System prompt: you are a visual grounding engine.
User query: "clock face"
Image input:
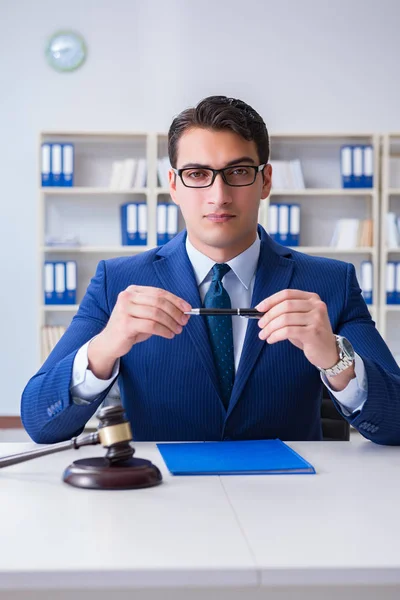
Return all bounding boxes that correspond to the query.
[46,31,87,72]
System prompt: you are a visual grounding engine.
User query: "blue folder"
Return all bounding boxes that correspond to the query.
[156,439,316,476]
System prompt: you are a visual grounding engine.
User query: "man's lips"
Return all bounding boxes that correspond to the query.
[205,214,236,222]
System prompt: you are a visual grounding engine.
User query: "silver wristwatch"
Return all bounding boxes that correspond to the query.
[317,335,355,377]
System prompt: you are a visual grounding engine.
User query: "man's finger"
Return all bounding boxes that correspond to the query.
[255,289,319,313]
[127,285,191,312]
[258,299,312,328]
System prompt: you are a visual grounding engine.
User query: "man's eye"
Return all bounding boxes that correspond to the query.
[188,170,207,178]
[229,167,248,176]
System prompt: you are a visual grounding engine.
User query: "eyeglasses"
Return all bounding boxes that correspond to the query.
[172,164,266,188]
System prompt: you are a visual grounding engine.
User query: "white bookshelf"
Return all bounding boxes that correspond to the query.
[258,133,380,327]
[379,134,400,363]
[39,132,161,351]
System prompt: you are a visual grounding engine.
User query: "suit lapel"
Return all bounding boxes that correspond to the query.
[227,232,295,418]
[153,232,221,400]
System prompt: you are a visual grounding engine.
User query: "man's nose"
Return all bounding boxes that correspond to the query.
[208,173,232,205]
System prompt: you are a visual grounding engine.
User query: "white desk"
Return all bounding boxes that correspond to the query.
[0,439,399,600]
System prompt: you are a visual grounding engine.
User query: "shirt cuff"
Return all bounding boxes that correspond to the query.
[70,337,120,404]
[320,352,367,416]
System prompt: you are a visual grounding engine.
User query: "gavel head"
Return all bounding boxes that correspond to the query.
[97,405,135,464]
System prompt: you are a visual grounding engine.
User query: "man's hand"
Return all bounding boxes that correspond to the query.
[255,290,355,390]
[88,286,191,379]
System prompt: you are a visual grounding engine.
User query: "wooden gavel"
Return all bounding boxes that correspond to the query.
[0,405,162,490]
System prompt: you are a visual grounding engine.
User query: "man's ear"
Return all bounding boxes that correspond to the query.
[260,163,272,200]
[169,169,179,206]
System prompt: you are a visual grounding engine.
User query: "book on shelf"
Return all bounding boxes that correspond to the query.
[266,203,300,246]
[41,325,67,362]
[330,218,373,248]
[340,145,373,188]
[45,235,81,248]
[44,261,77,305]
[386,262,400,305]
[109,158,147,189]
[157,203,179,244]
[157,156,171,188]
[270,160,305,189]
[360,261,373,305]
[386,213,400,248]
[41,143,74,187]
[120,202,147,245]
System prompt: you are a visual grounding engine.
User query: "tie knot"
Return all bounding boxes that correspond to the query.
[211,263,231,282]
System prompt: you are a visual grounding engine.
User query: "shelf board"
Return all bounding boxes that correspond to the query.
[385,247,400,254]
[290,246,375,254]
[43,246,152,253]
[269,189,375,196]
[43,305,79,312]
[41,187,148,195]
[383,305,400,312]
[156,188,171,195]
[387,188,400,195]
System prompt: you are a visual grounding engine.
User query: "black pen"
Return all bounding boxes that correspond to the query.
[184,308,263,319]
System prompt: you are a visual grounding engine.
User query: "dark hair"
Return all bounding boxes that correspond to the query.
[168,95,270,168]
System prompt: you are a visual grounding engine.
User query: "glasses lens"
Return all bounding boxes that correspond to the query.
[224,166,256,186]
[181,168,214,187]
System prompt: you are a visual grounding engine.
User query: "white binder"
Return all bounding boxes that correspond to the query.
[127,203,137,240]
[353,146,363,186]
[54,262,66,304]
[51,144,62,186]
[62,144,74,186]
[289,204,300,245]
[396,262,400,304]
[267,204,278,240]
[41,144,51,186]
[386,262,396,304]
[167,204,178,240]
[360,261,373,305]
[278,204,289,244]
[138,203,147,243]
[157,203,167,244]
[44,263,54,304]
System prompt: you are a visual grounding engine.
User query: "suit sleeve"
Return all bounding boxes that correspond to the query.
[329,263,400,445]
[21,261,115,444]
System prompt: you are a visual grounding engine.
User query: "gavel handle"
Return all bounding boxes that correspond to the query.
[0,431,100,468]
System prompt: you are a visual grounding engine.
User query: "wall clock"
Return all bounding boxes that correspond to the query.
[46,31,87,72]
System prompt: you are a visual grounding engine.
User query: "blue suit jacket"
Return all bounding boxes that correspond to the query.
[22,227,400,445]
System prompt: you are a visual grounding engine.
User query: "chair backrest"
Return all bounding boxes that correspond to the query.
[321,386,350,441]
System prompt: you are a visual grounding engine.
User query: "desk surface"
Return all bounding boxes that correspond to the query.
[0,438,399,598]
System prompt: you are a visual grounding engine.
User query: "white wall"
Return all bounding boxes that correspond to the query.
[1,0,400,415]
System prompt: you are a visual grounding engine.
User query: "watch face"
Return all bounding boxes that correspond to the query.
[46,31,87,72]
[340,336,355,359]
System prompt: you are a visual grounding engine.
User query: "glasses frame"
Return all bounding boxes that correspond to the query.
[172,163,266,188]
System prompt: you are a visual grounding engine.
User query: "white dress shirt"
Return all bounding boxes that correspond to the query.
[70,236,367,415]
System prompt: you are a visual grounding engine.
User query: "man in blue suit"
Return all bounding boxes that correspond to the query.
[22,96,400,445]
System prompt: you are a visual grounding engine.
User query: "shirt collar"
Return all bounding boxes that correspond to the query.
[185,234,261,290]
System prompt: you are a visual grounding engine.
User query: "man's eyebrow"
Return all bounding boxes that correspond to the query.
[180,156,257,169]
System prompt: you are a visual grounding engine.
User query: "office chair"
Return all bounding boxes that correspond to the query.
[321,386,350,441]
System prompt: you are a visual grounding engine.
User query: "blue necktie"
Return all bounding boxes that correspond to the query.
[203,264,235,409]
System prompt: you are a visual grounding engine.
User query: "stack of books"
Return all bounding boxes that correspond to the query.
[270,160,305,189]
[330,219,373,248]
[41,326,66,362]
[109,158,147,189]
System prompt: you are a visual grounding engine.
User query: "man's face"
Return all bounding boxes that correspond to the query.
[169,127,272,262]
